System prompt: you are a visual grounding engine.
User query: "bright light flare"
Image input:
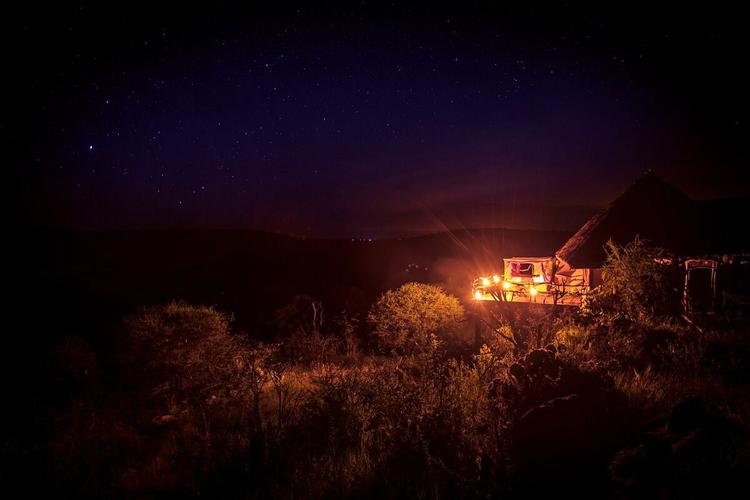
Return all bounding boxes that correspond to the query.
[481,277,490,286]
[529,286,538,296]
[492,274,501,283]
[474,290,483,300]
[503,281,511,289]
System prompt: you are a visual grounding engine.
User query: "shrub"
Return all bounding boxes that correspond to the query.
[124,301,234,380]
[585,237,681,323]
[41,293,750,498]
[122,302,261,492]
[293,349,505,498]
[368,282,464,354]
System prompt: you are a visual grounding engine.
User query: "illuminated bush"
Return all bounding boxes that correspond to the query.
[368,282,465,354]
[299,350,504,497]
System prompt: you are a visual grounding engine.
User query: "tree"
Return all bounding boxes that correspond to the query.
[123,302,251,473]
[272,294,324,337]
[273,295,340,363]
[586,237,680,322]
[124,301,244,398]
[368,282,464,354]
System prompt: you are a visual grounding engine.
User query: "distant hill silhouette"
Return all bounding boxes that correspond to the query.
[14,226,569,345]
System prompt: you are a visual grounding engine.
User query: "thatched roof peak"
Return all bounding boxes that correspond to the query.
[556,172,696,268]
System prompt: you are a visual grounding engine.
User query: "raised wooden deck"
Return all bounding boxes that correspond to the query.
[473,290,582,306]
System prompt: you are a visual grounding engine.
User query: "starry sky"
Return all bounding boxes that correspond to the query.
[8,2,748,237]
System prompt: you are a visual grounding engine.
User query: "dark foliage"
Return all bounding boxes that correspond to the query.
[5,234,750,498]
[493,348,629,494]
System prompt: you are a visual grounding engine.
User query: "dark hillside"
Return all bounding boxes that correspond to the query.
[15,227,568,343]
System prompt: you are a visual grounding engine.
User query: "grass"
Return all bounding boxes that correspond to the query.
[10,288,750,498]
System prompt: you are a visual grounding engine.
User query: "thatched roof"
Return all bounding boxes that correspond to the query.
[556,172,699,269]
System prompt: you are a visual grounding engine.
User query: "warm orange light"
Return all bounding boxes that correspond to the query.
[481,277,490,286]
[529,286,538,296]
[474,290,483,300]
[492,274,501,283]
[503,281,511,289]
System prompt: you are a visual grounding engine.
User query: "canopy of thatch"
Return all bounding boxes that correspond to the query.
[556,172,715,269]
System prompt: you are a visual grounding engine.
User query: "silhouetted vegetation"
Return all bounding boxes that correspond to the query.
[5,233,750,498]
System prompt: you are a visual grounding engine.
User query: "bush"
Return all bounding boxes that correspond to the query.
[368,282,465,354]
[37,294,750,498]
[585,237,681,323]
[294,349,506,498]
[125,301,234,378]
[478,302,572,353]
[121,302,263,492]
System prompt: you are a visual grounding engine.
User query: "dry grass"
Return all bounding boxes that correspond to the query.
[29,291,750,498]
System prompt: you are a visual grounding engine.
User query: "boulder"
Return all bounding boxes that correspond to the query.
[666,396,710,434]
[610,398,743,498]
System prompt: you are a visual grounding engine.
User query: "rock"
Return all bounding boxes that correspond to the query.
[609,439,672,496]
[605,387,629,416]
[666,397,710,434]
[513,391,627,468]
[609,399,743,498]
[524,348,558,378]
[499,348,632,494]
[672,425,737,491]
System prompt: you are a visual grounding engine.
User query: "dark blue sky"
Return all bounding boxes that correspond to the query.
[9,2,748,237]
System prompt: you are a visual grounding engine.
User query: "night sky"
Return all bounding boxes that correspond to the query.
[8,2,748,237]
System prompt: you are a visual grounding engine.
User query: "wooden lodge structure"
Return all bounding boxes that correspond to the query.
[473,172,749,309]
